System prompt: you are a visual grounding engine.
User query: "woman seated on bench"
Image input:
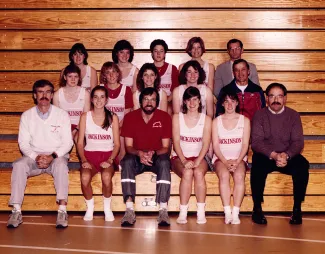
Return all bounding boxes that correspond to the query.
[171,86,212,224]
[212,91,250,224]
[77,86,120,221]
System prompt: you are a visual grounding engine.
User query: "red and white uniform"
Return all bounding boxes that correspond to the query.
[202,61,209,86]
[213,114,246,162]
[58,87,86,126]
[105,85,126,122]
[84,111,114,152]
[135,89,164,110]
[121,65,136,88]
[178,85,207,114]
[81,65,91,89]
[172,112,205,158]
[159,63,173,96]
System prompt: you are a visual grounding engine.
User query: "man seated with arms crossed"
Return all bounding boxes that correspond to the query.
[7,80,73,228]
[120,87,172,227]
[251,83,309,225]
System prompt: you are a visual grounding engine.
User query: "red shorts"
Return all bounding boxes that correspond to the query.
[71,124,78,132]
[171,156,198,162]
[84,150,119,173]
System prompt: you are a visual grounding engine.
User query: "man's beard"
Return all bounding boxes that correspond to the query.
[141,105,157,115]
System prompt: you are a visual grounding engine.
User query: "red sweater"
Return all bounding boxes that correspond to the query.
[251,107,304,158]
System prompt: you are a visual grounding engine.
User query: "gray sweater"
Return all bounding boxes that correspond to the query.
[251,107,304,158]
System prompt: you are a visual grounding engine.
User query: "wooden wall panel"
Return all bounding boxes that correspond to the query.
[1,52,325,72]
[2,31,325,50]
[1,10,325,29]
[1,0,325,9]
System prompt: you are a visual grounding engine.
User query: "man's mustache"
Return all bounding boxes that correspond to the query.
[272,102,281,105]
[40,97,49,101]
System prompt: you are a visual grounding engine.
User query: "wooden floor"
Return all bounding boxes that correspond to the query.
[1,212,325,253]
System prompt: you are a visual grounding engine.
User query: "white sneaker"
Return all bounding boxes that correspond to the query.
[83,208,94,221]
[197,211,207,224]
[232,213,241,225]
[225,212,232,224]
[104,210,115,222]
[176,210,188,224]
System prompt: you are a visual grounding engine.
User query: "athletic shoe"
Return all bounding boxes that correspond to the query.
[289,208,302,225]
[83,209,94,221]
[197,211,207,224]
[225,212,232,224]
[56,210,68,228]
[157,208,170,226]
[176,210,188,224]
[7,210,23,228]
[121,208,136,226]
[104,210,115,222]
[232,213,241,225]
[252,210,267,225]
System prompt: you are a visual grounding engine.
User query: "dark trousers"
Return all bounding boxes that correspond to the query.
[121,153,171,203]
[251,153,309,206]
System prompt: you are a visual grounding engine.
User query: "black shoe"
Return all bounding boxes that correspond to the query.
[252,210,267,225]
[289,209,302,225]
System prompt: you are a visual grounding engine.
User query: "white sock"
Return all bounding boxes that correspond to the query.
[180,204,189,211]
[126,201,134,210]
[59,205,67,212]
[224,206,231,214]
[103,196,112,211]
[83,198,94,221]
[13,204,21,212]
[197,203,205,213]
[232,206,240,215]
[159,202,168,210]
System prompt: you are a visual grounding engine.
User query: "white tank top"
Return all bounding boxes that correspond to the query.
[81,65,91,89]
[159,64,173,96]
[58,87,86,125]
[135,89,163,109]
[213,114,246,162]
[121,65,136,88]
[172,113,205,158]
[179,85,207,114]
[105,85,126,122]
[202,61,209,86]
[84,111,114,152]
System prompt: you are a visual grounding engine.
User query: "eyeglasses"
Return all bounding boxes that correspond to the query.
[268,95,284,100]
[143,98,156,103]
[229,47,241,52]
[36,90,53,95]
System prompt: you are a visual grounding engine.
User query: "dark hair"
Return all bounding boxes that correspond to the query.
[232,59,250,72]
[69,43,88,65]
[33,79,54,94]
[185,37,206,57]
[265,83,287,96]
[227,38,243,50]
[99,61,122,84]
[219,91,240,114]
[90,86,113,130]
[136,63,160,92]
[139,87,160,107]
[150,39,168,53]
[182,86,202,114]
[60,64,82,87]
[112,40,134,63]
[179,60,206,85]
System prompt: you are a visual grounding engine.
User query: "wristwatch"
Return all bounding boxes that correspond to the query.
[51,153,58,159]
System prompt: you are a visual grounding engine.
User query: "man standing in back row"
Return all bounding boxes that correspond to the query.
[251,83,309,225]
[214,38,260,97]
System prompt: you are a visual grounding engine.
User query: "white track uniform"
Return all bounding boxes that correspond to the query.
[81,65,91,89]
[58,87,86,126]
[121,65,136,88]
[159,64,173,97]
[203,61,209,86]
[104,85,127,122]
[84,111,114,152]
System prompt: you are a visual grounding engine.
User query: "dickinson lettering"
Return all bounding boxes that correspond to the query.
[180,136,202,142]
[87,134,111,140]
[219,138,242,144]
[107,106,124,113]
[68,111,82,116]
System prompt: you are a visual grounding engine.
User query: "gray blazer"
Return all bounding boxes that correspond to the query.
[213,60,260,97]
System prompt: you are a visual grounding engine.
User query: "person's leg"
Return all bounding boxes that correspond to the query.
[231,161,246,224]
[215,160,232,224]
[193,159,208,224]
[8,156,42,228]
[101,166,115,221]
[280,154,309,224]
[171,158,192,224]
[80,165,97,221]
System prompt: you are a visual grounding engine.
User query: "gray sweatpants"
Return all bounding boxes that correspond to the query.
[9,156,69,205]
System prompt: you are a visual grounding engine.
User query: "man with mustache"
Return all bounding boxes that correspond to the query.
[120,87,172,226]
[250,83,309,225]
[216,59,265,121]
[7,80,73,228]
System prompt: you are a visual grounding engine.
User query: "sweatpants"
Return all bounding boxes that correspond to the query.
[9,156,69,206]
[121,153,171,203]
[251,152,309,206]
